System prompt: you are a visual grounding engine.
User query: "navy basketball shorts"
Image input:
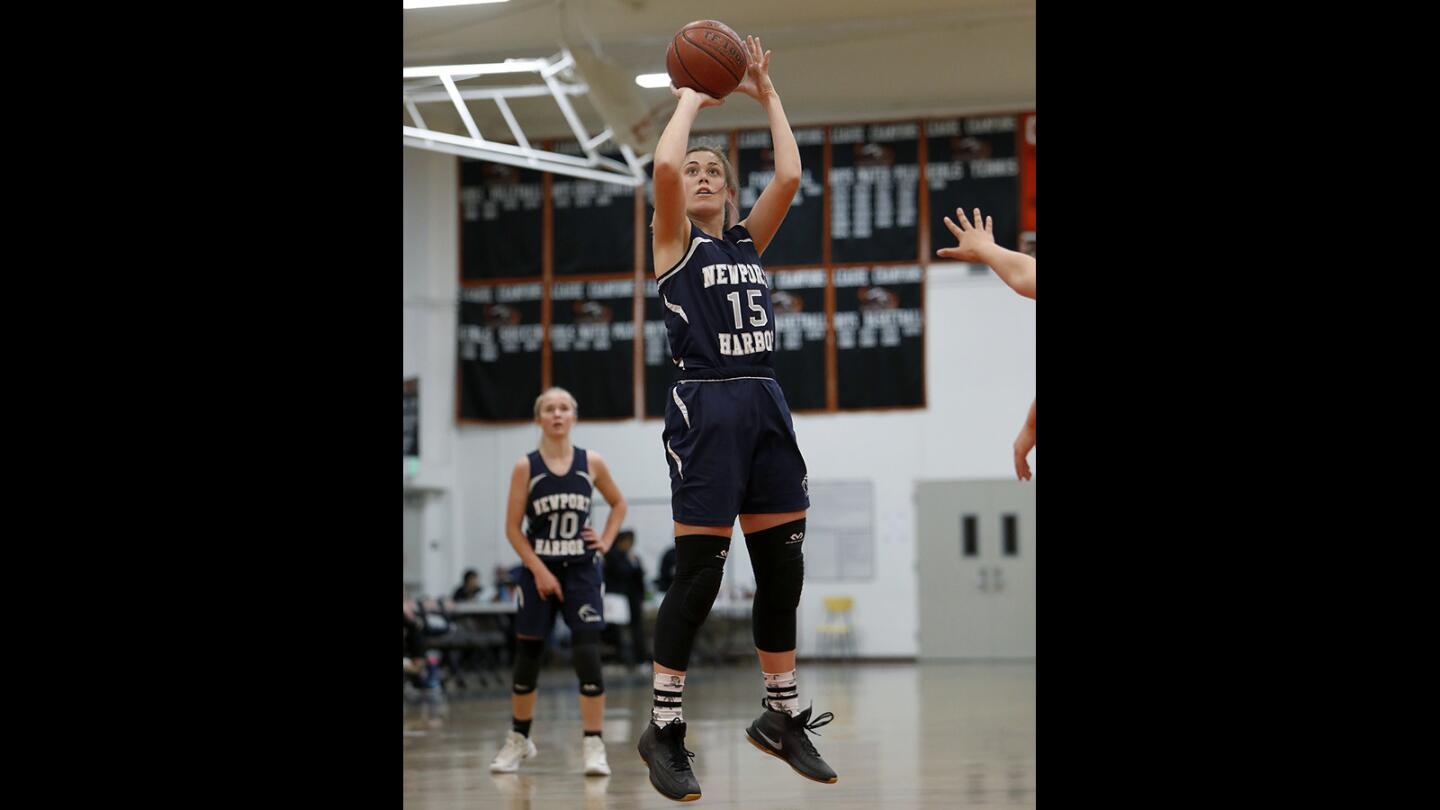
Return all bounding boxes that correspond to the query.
[514,553,607,637]
[661,375,811,527]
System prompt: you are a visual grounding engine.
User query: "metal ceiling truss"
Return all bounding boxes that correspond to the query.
[402,49,651,187]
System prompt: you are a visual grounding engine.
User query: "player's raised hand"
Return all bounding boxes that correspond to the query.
[937,207,996,262]
[735,36,774,100]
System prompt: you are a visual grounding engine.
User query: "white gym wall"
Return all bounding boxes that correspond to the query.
[404,150,1034,657]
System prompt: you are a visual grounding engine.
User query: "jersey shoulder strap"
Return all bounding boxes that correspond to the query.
[657,222,714,286]
[573,448,593,487]
[526,451,547,483]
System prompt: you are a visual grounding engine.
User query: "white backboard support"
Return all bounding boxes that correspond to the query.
[403,49,653,187]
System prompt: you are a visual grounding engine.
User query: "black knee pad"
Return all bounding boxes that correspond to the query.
[746,518,805,652]
[571,629,604,696]
[652,534,731,671]
[512,637,544,694]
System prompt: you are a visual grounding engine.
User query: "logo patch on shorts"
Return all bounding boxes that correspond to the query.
[717,548,728,560]
[787,532,804,543]
[578,604,602,622]
[801,475,808,494]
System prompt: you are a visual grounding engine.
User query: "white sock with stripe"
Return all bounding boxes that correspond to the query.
[652,672,685,727]
[763,669,799,716]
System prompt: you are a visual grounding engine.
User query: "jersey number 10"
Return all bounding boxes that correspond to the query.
[546,512,580,539]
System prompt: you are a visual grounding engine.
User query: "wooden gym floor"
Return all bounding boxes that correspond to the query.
[404,661,1035,808]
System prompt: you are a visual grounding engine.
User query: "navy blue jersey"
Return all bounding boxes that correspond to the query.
[525,448,593,562]
[656,222,776,372]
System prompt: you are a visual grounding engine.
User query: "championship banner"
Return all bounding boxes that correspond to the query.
[768,268,828,411]
[736,127,825,267]
[833,265,925,409]
[552,140,636,276]
[926,115,1021,256]
[460,159,543,280]
[829,122,921,263]
[642,278,678,419]
[1019,112,1036,257]
[458,283,544,419]
[550,279,636,418]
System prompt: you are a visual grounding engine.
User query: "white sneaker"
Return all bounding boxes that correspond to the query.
[489,731,537,773]
[582,736,611,776]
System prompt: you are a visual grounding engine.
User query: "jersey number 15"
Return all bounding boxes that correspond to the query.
[725,290,769,329]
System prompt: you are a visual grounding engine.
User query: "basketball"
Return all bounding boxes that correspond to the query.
[666,20,748,99]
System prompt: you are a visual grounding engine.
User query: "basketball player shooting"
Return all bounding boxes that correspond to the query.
[636,28,838,802]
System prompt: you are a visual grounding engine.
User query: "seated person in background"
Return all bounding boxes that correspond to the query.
[453,569,482,602]
[492,565,520,603]
[603,530,649,664]
[654,547,676,593]
[449,568,487,677]
[492,565,526,662]
[403,591,437,689]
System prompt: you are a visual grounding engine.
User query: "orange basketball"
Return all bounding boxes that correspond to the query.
[666,20,748,99]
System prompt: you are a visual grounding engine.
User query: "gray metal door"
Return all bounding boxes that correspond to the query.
[403,493,424,597]
[917,480,1036,660]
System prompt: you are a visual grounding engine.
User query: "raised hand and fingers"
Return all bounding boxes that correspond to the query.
[735,35,773,98]
[747,35,771,75]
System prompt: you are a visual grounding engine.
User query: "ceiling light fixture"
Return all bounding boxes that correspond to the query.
[402,60,546,78]
[404,1,510,10]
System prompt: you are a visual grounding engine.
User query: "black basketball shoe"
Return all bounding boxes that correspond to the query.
[745,701,839,783]
[638,720,702,802]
